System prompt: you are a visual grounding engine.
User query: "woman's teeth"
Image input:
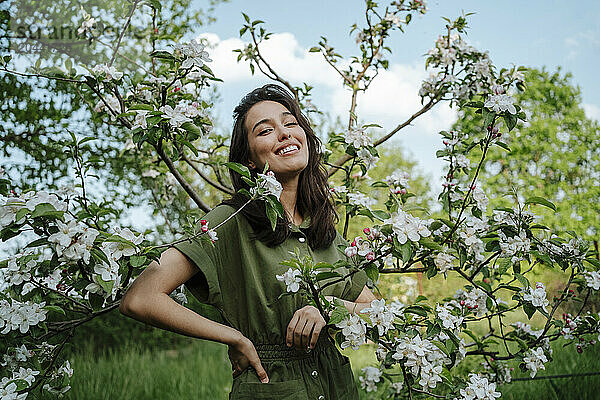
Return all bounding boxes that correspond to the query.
[277,145,298,155]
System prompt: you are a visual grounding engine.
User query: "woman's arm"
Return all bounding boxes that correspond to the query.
[326,285,377,314]
[119,247,269,382]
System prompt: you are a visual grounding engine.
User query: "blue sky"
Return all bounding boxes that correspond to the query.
[190,0,600,189]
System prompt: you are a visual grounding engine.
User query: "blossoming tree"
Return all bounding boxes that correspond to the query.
[1,0,599,399]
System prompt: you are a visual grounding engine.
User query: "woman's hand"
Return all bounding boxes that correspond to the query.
[227,334,269,383]
[286,305,326,350]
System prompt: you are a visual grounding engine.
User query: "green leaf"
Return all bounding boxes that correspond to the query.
[144,0,161,11]
[31,203,63,219]
[482,108,495,128]
[503,113,518,131]
[400,242,412,264]
[225,162,251,179]
[495,141,511,152]
[181,121,202,136]
[266,204,277,231]
[44,305,66,316]
[328,305,349,325]
[419,238,442,251]
[523,303,536,319]
[129,255,147,268]
[314,271,341,281]
[150,50,174,60]
[364,264,379,284]
[309,47,321,52]
[129,104,155,111]
[524,196,557,212]
[371,210,390,221]
[403,305,427,317]
[26,237,49,248]
[514,273,529,288]
[15,207,30,222]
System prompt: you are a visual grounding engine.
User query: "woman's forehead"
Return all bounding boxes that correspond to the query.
[245,101,292,126]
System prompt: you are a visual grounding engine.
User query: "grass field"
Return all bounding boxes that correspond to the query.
[34,335,600,400]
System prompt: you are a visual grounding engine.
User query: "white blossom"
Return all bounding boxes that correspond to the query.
[159,104,193,128]
[522,282,549,311]
[385,170,410,188]
[142,169,160,178]
[584,270,600,290]
[434,252,454,274]
[276,268,302,293]
[436,303,463,330]
[253,171,283,199]
[131,110,149,130]
[78,16,96,35]
[359,366,382,392]
[336,314,367,350]
[459,373,501,400]
[91,64,123,81]
[357,148,378,170]
[360,299,396,336]
[484,93,517,114]
[344,127,372,148]
[347,192,376,209]
[384,210,431,244]
[0,300,48,334]
[175,39,212,70]
[523,347,547,378]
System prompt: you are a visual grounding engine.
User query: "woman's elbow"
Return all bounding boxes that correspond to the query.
[119,289,143,317]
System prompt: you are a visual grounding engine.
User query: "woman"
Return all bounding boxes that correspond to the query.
[120,84,376,399]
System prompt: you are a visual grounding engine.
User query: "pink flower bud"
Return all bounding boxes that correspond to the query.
[201,225,209,233]
[577,345,583,354]
[443,140,449,145]
[345,246,358,257]
[460,300,465,306]
[400,188,407,195]
[366,252,375,261]
[351,239,356,247]
[266,171,275,177]
[173,87,180,92]
[363,228,371,235]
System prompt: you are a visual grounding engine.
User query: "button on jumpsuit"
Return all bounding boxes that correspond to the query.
[174,205,368,399]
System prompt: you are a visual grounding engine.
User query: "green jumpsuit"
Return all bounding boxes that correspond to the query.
[174,205,368,400]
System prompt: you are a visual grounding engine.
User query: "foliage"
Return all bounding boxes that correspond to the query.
[1,0,599,399]
[452,68,600,242]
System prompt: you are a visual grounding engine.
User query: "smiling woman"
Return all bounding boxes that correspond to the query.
[120,84,376,399]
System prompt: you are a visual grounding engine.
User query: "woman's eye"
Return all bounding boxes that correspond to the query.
[259,128,272,135]
[285,122,298,127]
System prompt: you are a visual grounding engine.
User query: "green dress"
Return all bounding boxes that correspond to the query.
[174,205,368,400]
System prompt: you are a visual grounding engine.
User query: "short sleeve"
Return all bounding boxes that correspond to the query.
[172,205,238,311]
[333,232,369,302]
[174,237,222,308]
[339,269,368,302]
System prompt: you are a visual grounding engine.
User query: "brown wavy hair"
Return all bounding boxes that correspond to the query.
[222,84,338,250]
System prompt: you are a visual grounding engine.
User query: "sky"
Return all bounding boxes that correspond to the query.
[189,0,600,189]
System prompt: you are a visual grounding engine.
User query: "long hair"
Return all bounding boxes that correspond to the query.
[222,84,338,250]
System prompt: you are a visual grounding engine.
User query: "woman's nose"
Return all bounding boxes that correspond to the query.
[277,126,291,140]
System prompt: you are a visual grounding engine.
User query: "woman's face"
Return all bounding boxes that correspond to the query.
[245,100,309,182]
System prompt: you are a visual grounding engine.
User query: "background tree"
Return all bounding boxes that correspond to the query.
[452,68,600,248]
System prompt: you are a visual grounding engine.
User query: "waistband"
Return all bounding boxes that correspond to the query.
[254,332,335,362]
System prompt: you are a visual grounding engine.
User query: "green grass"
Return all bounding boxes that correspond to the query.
[499,339,600,400]
[37,340,233,400]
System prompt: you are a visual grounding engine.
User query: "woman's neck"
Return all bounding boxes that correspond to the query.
[278,178,302,226]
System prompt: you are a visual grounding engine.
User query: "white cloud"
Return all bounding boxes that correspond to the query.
[583,103,600,121]
[198,31,456,189]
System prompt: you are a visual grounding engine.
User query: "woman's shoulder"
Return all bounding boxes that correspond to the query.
[204,204,240,227]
